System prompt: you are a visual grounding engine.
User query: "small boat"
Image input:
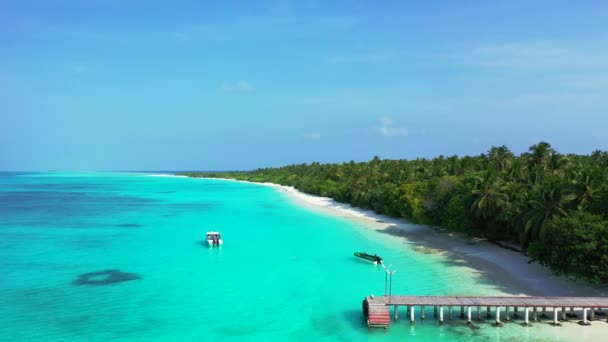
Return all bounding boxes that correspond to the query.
[354,252,383,264]
[206,231,223,247]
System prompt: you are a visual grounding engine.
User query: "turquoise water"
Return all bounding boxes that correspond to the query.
[0,172,575,341]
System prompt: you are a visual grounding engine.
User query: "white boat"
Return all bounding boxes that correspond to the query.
[206,231,223,247]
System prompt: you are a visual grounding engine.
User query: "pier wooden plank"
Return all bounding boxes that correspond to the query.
[366,296,608,308]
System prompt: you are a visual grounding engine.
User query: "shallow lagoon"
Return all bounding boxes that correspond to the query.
[0,172,587,341]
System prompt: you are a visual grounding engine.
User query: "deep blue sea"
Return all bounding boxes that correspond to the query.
[0,172,584,341]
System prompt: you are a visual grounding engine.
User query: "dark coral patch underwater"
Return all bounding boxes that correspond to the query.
[116,223,142,228]
[72,270,141,285]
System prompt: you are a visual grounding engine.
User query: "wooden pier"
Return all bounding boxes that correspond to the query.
[363,295,608,328]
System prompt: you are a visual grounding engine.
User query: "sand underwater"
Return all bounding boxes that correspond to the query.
[0,172,602,341]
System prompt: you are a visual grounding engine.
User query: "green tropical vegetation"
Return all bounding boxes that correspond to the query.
[181,142,608,284]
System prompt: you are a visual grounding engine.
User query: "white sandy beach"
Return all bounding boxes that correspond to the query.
[192,176,608,338]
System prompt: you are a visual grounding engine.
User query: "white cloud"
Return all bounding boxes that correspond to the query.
[457,41,608,70]
[222,81,255,92]
[71,63,89,73]
[558,75,608,91]
[268,0,294,16]
[376,116,408,137]
[174,32,192,41]
[302,132,321,140]
[377,126,408,137]
[472,43,568,69]
[174,26,230,42]
[379,116,395,126]
[328,51,397,65]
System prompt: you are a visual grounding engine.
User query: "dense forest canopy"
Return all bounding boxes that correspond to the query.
[182,142,608,284]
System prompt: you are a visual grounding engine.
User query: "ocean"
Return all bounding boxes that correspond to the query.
[0,172,579,341]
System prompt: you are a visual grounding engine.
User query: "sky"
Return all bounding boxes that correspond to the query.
[1,0,607,171]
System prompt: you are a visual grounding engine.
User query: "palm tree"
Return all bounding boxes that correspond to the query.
[501,180,530,241]
[430,156,448,178]
[471,171,509,238]
[590,150,608,168]
[571,167,603,210]
[488,145,514,172]
[446,155,460,175]
[522,178,574,244]
[546,153,569,176]
[527,141,555,168]
[507,157,528,183]
[524,141,556,184]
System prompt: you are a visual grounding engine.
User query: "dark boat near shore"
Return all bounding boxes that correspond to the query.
[354,252,383,264]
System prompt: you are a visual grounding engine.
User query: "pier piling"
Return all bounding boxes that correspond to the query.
[553,308,560,326]
[410,306,415,324]
[581,308,590,325]
[495,306,501,326]
[524,307,530,326]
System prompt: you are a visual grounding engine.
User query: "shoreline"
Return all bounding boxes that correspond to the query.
[176,176,608,338]
[203,176,607,298]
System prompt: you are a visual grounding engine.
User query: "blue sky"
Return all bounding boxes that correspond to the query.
[1,1,607,171]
